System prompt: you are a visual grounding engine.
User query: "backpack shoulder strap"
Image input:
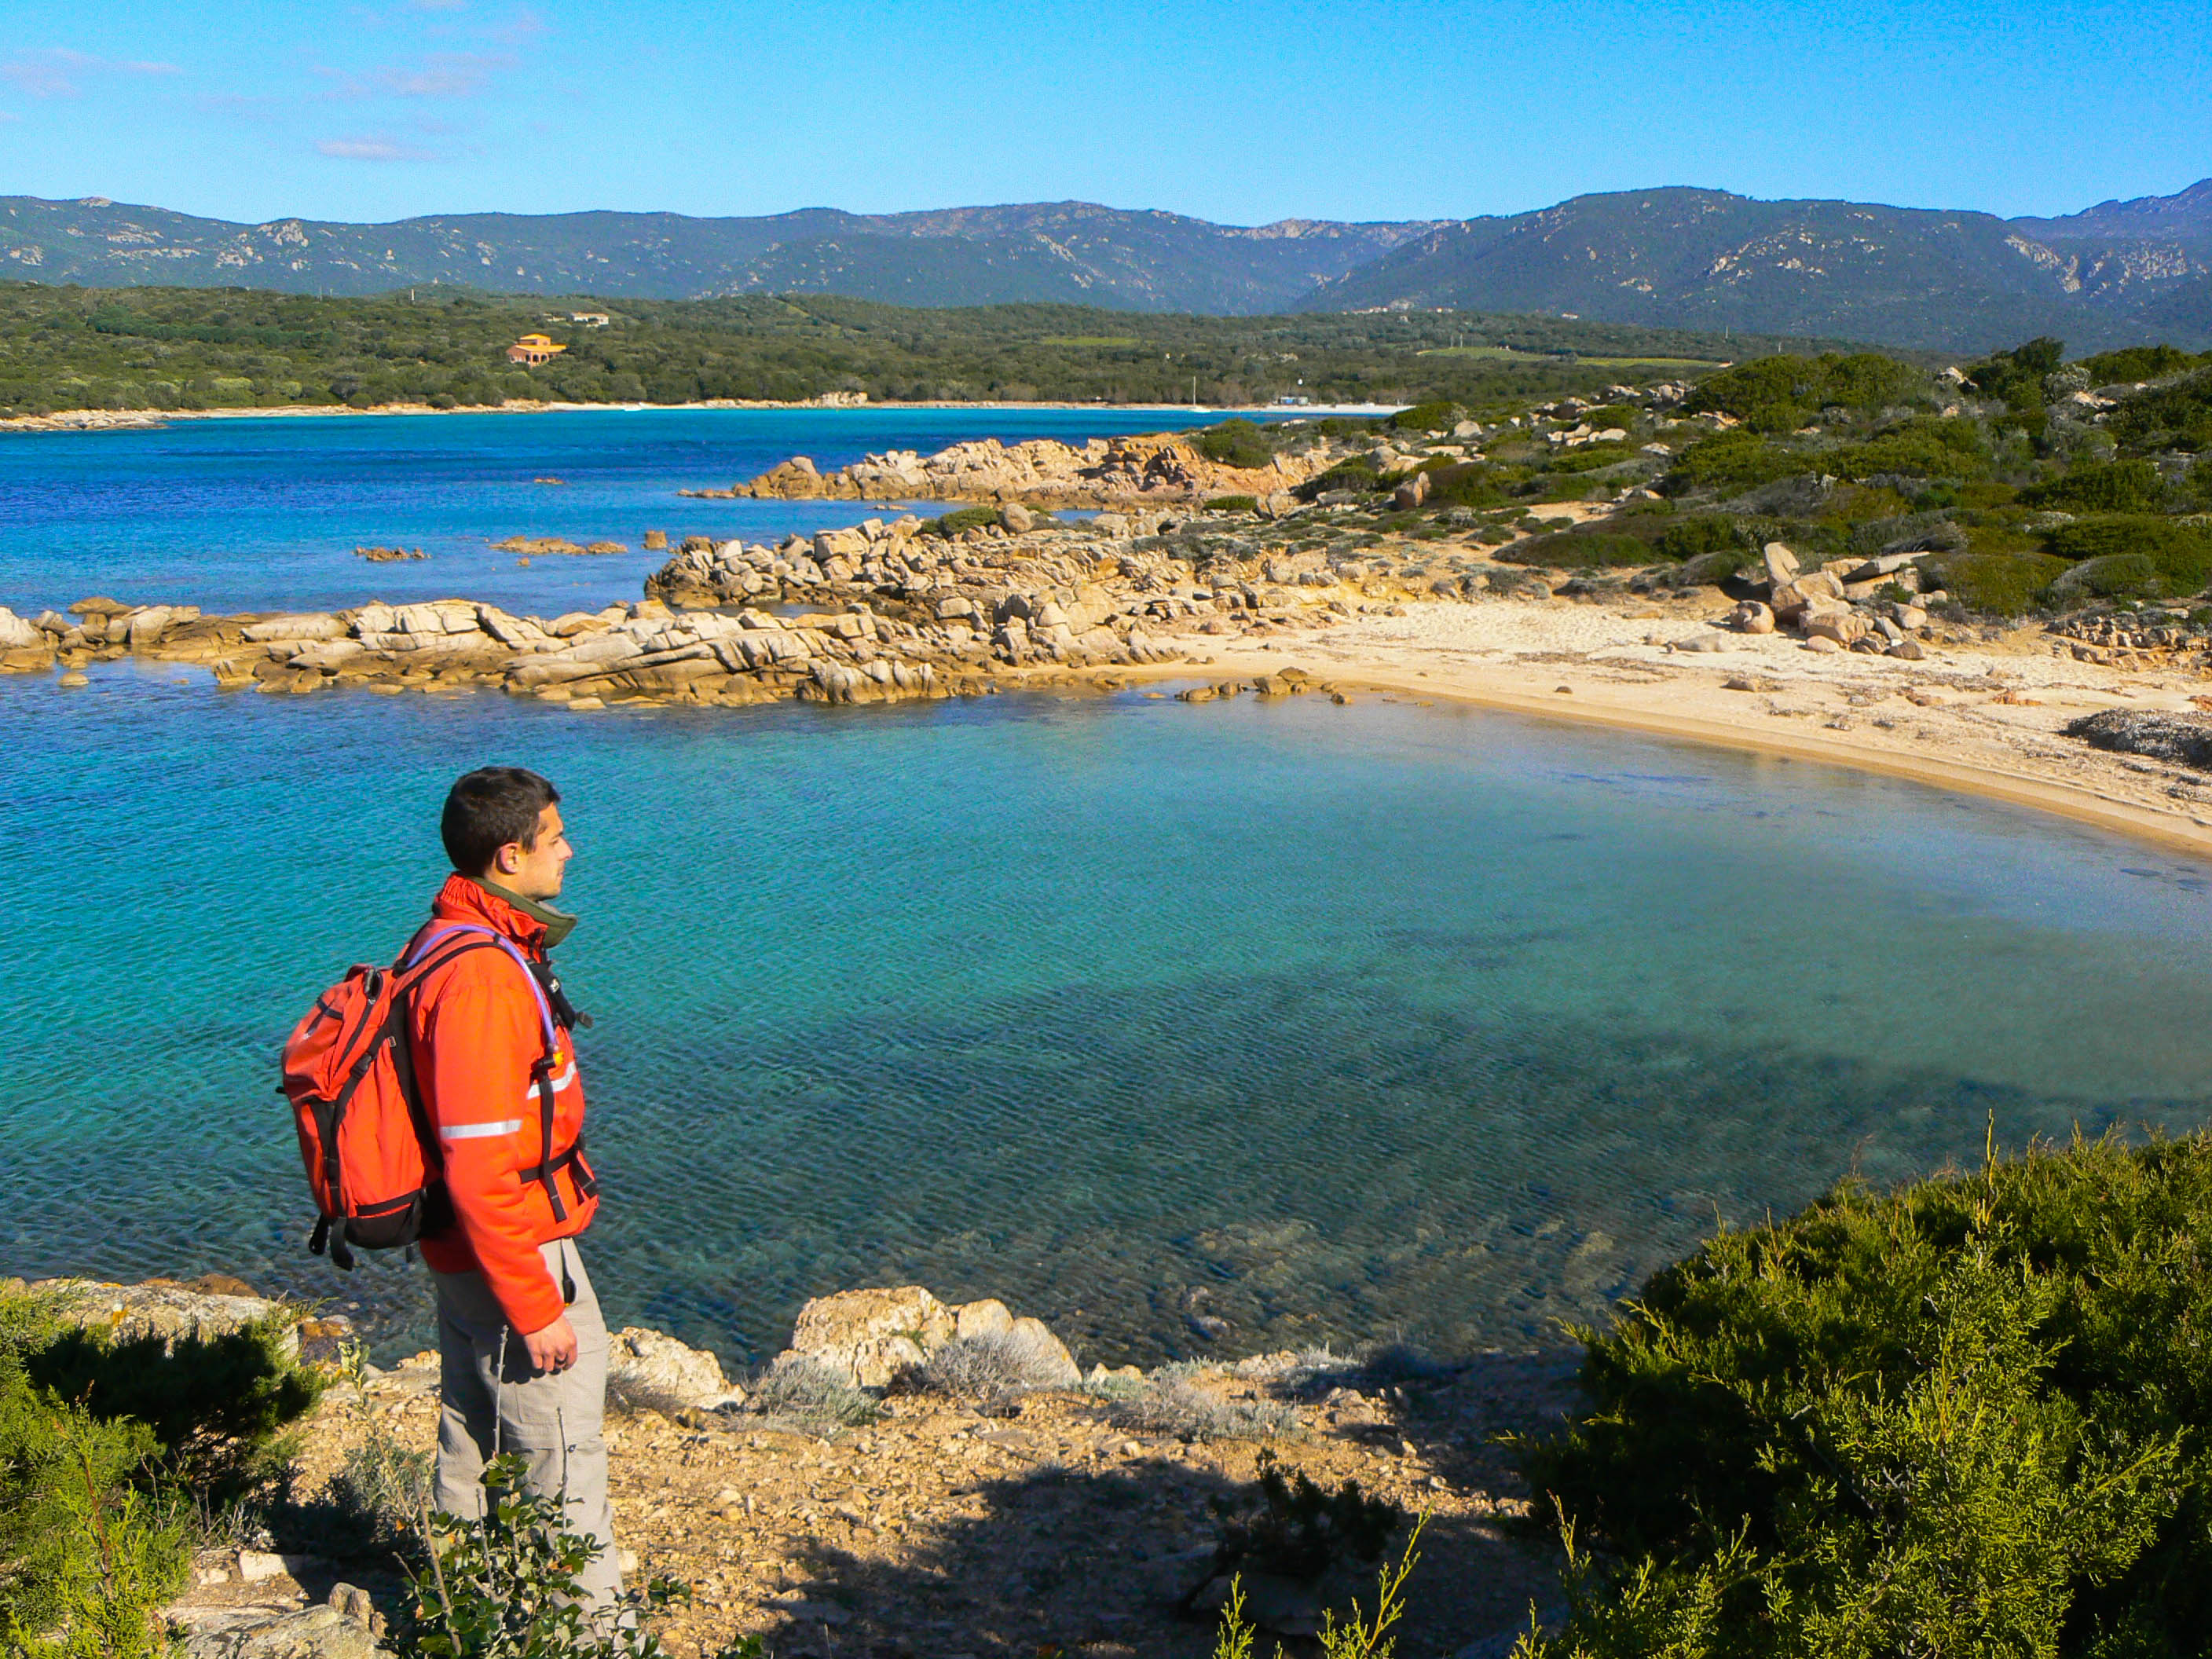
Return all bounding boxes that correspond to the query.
[398,921,573,1224]
[399,924,557,1049]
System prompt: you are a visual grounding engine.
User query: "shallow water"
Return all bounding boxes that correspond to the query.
[0,405,1226,616]
[5,665,2209,1365]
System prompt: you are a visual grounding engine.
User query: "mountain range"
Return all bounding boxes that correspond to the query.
[7,182,2212,353]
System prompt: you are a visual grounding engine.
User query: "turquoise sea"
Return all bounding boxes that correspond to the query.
[0,405,1228,616]
[5,410,2211,1367]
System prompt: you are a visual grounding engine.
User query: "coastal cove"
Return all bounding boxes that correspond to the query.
[0,405,1237,614]
[7,668,2212,1368]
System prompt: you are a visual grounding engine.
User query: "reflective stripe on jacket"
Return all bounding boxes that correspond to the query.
[408,872,597,1334]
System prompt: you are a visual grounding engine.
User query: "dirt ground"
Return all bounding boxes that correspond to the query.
[179,1348,1580,1659]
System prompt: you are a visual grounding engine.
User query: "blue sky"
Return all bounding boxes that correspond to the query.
[1,0,2207,227]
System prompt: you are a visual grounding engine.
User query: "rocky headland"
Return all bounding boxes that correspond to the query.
[683,430,1334,509]
[30,1273,1569,1659]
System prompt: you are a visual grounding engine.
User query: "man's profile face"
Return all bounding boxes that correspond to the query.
[497,804,573,900]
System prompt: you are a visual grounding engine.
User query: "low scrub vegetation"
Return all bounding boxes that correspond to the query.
[0,1284,321,1658]
[1511,1130,2212,1659]
[1109,1373,1302,1442]
[921,505,1005,538]
[405,1452,740,1659]
[740,1357,881,1431]
[1194,419,1277,470]
[1685,352,1923,433]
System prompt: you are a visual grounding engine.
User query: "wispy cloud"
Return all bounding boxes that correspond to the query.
[0,48,179,98]
[408,0,469,10]
[481,5,545,47]
[314,48,514,100]
[383,51,508,95]
[317,133,441,162]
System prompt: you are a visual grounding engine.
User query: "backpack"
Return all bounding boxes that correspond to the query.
[282,922,563,1270]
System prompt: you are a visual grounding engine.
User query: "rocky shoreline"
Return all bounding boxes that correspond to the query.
[0,485,1455,709]
[685,430,1327,508]
[29,1273,1569,1659]
[12,416,2212,860]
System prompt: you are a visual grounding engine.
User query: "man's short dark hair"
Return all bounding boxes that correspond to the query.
[441,767,560,875]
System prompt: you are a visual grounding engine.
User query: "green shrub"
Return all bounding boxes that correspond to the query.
[1685,353,1921,428]
[1500,532,1663,569]
[1827,416,1990,482]
[1575,405,1641,431]
[1918,550,2068,614]
[1653,515,1744,562]
[1213,1451,1404,1582]
[1547,441,1637,474]
[405,1453,719,1659]
[2110,369,2212,452]
[1521,476,1604,504]
[23,1317,321,1504]
[923,505,1003,538]
[1203,495,1259,514]
[1967,336,2065,412]
[2078,345,2202,384]
[1194,419,1275,470]
[0,1384,186,1659]
[1424,463,1506,510]
[2019,458,2170,512]
[1662,432,1804,497]
[1514,1131,2212,1659]
[2049,553,2161,602]
[0,1297,191,1659]
[2042,515,2212,596]
[1390,400,1459,434]
[1295,460,1382,501]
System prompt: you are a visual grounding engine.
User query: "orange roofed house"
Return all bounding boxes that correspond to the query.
[506,334,568,366]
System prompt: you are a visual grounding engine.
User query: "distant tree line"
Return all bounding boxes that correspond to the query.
[0,282,1880,418]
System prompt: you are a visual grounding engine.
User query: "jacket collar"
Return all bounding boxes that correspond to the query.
[430,872,575,954]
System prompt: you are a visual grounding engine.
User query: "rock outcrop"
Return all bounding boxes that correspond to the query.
[777,1285,1080,1390]
[174,1592,386,1659]
[2064,709,2212,771]
[28,1276,328,1360]
[1726,541,1938,660]
[694,431,1342,507]
[609,1326,747,1410]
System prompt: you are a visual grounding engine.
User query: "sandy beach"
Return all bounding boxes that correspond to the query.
[1128,591,2212,860]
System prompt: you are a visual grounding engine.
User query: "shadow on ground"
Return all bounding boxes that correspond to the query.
[744,1351,1577,1659]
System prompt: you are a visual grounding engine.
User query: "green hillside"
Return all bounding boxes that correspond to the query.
[5,185,2211,353]
[0,196,1432,314]
[1306,188,2212,354]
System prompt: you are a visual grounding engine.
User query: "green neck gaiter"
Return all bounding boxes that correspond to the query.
[471,876,578,950]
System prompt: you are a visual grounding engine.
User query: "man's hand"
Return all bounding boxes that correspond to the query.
[522,1314,578,1375]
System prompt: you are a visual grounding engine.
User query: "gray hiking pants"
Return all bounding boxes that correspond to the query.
[430,1236,621,1613]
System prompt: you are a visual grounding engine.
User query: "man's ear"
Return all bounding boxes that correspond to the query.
[492,841,523,876]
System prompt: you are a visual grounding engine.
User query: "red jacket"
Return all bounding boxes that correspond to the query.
[408,873,597,1334]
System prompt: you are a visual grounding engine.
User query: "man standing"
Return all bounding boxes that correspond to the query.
[408,765,620,1611]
